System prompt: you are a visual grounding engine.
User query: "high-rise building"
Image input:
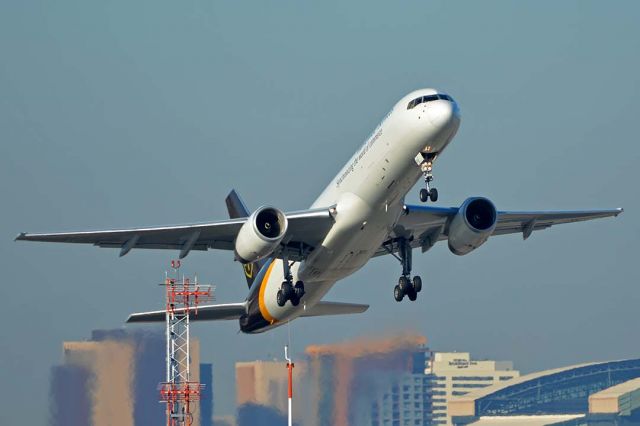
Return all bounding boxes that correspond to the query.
[236,359,306,425]
[369,363,431,426]
[304,334,428,426]
[200,363,213,426]
[50,329,202,426]
[425,352,519,425]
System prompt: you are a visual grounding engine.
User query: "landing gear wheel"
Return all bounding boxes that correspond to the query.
[429,188,438,202]
[419,188,430,203]
[412,276,422,293]
[282,281,294,300]
[291,295,300,306]
[294,281,305,299]
[276,290,286,307]
[394,285,404,302]
[407,289,417,301]
[398,276,411,294]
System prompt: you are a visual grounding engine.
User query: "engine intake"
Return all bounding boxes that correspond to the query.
[448,197,497,256]
[234,206,288,264]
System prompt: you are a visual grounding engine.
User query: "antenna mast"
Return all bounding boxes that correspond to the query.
[159,260,214,426]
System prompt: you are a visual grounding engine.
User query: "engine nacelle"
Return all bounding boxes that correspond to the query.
[234,206,288,264]
[448,197,497,256]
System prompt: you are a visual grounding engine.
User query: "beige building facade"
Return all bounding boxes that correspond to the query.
[236,360,306,418]
[60,335,201,426]
[427,352,519,425]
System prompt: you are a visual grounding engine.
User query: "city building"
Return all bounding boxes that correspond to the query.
[426,352,520,425]
[304,334,428,426]
[370,369,431,426]
[213,415,238,426]
[449,358,640,425]
[50,329,212,426]
[201,363,213,426]
[236,360,306,425]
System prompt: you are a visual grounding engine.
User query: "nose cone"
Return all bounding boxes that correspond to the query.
[427,100,461,130]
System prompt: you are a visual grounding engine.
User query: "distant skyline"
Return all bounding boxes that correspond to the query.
[2,1,639,424]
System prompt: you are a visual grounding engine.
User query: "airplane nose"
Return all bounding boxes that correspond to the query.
[427,100,459,129]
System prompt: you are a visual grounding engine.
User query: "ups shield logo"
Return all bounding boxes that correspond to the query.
[244,263,255,279]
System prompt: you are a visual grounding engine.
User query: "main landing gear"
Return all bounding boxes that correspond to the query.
[276,257,305,307]
[418,157,438,203]
[392,238,422,302]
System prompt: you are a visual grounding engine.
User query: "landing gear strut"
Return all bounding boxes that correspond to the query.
[276,255,305,307]
[418,158,438,203]
[392,238,422,302]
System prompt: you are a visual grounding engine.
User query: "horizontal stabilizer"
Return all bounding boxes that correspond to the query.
[126,302,247,323]
[300,301,369,317]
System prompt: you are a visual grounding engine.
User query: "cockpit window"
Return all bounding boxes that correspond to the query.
[407,93,454,110]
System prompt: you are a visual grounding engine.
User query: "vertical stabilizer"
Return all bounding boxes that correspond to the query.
[225,190,267,288]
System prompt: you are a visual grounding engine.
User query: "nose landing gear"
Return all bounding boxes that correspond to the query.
[276,257,305,307]
[419,160,438,203]
[390,238,423,302]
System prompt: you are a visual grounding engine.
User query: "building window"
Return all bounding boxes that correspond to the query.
[452,376,494,381]
[452,383,490,388]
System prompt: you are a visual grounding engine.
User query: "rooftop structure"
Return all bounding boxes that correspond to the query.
[449,358,640,426]
[588,376,640,415]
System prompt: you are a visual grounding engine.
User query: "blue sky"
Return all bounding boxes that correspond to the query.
[1,1,639,423]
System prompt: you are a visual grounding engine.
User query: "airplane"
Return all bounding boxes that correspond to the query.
[16,88,623,333]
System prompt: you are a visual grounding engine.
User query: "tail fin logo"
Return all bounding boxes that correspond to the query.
[244,263,255,279]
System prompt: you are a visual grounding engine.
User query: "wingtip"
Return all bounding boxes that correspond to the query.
[14,232,26,241]
[615,208,624,217]
[125,313,141,323]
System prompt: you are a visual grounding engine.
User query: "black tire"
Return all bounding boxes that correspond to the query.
[394,285,404,302]
[282,281,294,299]
[276,290,286,307]
[419,188,429,202]
[412,275,422,293]
[291,295,300,306]
[429,188,438,202]
[398,276,410,293]
[294,281,305,298]
[407,289,417,301]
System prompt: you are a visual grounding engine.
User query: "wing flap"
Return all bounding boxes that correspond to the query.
[300,301,369,317]
[16,200,335,260]
[126,302,247,323]
[376,204,622,257]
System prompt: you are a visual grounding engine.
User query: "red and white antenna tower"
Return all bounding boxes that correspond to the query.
[284,345,294,426]
[159,259,214,426]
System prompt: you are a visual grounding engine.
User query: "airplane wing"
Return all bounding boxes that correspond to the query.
[376,204,623,256]
[15,206,335,261]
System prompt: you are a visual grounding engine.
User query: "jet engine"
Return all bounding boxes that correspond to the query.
[234,206,288,264]
[448,197,497,255]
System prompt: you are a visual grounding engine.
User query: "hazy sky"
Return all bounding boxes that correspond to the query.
[2,1,639,423]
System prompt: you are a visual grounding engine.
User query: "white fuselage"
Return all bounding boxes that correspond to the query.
[254,89,461,330]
